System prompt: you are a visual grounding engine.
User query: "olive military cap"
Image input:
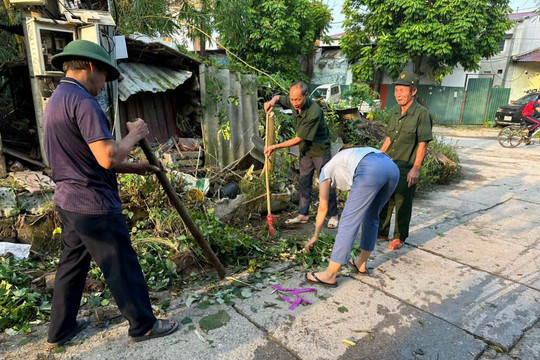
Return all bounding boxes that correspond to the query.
[51,40,120,82]
[394,71,419,87]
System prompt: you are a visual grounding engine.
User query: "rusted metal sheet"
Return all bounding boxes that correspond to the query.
[199,65,264,168]
[515,48,540,62]
[118,89,180,142]
[117,62,192,101]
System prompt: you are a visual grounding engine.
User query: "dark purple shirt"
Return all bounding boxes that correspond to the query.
[43,78,121,215]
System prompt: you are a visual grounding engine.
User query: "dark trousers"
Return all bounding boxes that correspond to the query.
[378,165,416,241]
[298,154,338,217]
[48,208,156,342]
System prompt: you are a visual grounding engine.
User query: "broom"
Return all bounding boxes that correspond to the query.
[264,110,278,237]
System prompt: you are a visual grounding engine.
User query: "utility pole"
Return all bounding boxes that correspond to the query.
[502,11,519,87]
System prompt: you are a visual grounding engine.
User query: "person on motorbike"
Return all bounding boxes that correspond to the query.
[521,95,540,144]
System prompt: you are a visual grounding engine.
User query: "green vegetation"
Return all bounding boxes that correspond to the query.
[0,257,53,333]
[342,83,378,109]
[484,118,498,128]
[0,6,22,62]
[213,0,332,80]
[341,0,513,83]
[114,0,177,37]
[418,136,461,191]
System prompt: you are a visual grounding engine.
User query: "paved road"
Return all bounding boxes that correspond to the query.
[2,131,539,360]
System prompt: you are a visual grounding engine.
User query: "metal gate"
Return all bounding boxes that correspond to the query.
[460,78,493,125]
[381,76,510,126]
[486,87,511,120]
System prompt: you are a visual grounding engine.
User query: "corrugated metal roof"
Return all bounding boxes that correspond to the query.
[515,48,540,63]
[199,65,264,168]
[509,12,535,21]
[117,62,192,101]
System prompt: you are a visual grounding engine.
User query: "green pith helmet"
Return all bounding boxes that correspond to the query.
[51,40,120,81]
[394,71,419,87]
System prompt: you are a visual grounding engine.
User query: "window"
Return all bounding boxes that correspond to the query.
[311,89,327,99]
[330,86,339,95]
[514,93,539,105]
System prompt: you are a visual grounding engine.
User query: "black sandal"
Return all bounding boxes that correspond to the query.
[130,319,179,343]
[47,319,88,349]
[349,260,371,276]
[305,272,338,288]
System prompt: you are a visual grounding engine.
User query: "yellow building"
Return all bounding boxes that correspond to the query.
[509,49,540,100]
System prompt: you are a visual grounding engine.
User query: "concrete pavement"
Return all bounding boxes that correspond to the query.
[1,129,538,359]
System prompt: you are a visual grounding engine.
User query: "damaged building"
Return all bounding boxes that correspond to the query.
[0,1,266,254]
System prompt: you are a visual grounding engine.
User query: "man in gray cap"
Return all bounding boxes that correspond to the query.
[378,71,433,250]
[43,40,178,347]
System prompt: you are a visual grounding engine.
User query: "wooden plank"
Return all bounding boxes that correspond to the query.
[3,146,46,168]
[0,132,6,177]
[118,101,128,137]
[153,93,168,141]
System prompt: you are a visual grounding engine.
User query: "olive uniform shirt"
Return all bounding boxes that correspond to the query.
[279,95,331,158]
[386,101,433,169]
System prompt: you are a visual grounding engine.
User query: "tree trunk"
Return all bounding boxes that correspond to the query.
[304,50,315,82]
[413,56,423,75]
[373,68,383,93]
[199,36,206,58]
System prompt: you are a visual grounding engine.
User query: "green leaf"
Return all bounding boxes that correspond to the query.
[165,259,177,274]
[199,310,231,332]
[180,317,193,325]
[198,300,211,310]
[241,288,252,298]
[186,295,199,308]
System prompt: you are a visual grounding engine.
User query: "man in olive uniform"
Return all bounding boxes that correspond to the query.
[378,71,433,250]
[264,81,339,228]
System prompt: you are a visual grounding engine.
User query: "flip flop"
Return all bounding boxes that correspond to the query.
[387,239,404,250]
[348,260,371,276]
[327,218,339,229]
[285,217,309,225]
[130,319,179,343]
[47,320,88,349]
[305,272,338,288]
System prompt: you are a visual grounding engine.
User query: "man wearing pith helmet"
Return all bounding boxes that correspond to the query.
[377,71,433,250]
[43,40,178,347]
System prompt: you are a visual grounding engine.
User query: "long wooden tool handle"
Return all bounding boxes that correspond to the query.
[139,138,226,279]
[265,111,272,214]
[265,155,271,214]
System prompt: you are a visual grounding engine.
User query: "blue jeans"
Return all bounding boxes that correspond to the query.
[299,154,338,217]
[330,153,399,264]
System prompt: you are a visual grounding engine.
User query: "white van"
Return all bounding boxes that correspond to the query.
[310,84,341,104]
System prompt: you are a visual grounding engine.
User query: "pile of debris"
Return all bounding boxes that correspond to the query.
[0,170,60,259]
[124,136,299,225]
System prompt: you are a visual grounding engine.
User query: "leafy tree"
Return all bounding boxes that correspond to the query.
[341,0,513,84]
[169,0,213,56]
[114,0,177,36]
[0,5,22,61]
[213,0,331,81]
